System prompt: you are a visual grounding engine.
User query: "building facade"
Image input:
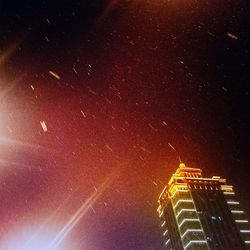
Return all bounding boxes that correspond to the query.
[157,163,250,250]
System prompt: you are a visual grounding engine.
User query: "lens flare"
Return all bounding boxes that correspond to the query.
[46,172,116,250]
[0,35,26,65]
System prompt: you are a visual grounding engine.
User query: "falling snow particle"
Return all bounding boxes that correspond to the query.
[40,121,48,132]
[49,70,61,79]
[105,144,113,152]
[227,32,238,40]
[81,110,87,118]
[222,86,228,92]
[162,121,168,126]
[168,142,176,152]
[140,146,152,154]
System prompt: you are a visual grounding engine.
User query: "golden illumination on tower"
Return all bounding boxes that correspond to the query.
[157,163,250,250]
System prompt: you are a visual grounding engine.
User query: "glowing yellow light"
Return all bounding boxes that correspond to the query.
[221,185,233,191]
[212,176,221,179]
[159,186,167,199]
[181,229,203,238]
[176,209,196,219]
[184,240,207,249]
[173,199,193,210]
[178,218,199,228]
[157,205,162,213]
[170,189,188,198]
[179,163,186,168]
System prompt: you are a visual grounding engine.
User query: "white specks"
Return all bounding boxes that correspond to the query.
[80,110,87,118]
[162,121,168,126]
[227,32,238,40]
[73,66,78,74]
[207,31,216,38]
[222,86,228,92]
[49,70,61,80]
[30,85,35,90]
[40,121,48,132]
[152,181,158,186]
[140,146,151,154]
[88,89,97,96]
[105,144,113,152]
[168,142,176,152]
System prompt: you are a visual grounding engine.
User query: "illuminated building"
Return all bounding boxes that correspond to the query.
[157,163,250,250]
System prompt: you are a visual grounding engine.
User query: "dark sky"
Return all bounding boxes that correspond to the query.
[0,0,249,249]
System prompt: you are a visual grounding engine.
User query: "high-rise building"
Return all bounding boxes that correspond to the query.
[157,163,250,250]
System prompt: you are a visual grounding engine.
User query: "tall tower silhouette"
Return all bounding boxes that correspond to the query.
[157,163,250,250]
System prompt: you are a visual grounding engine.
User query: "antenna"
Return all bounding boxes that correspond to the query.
[178,155,182,164]
[168,142,183,165]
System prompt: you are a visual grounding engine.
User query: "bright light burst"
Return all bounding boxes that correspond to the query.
[1,171,117,250]
[1,227,70,250]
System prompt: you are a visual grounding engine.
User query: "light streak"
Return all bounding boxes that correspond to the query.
[0,75,25,103]
[40,121,48,132]
[0,136,49,152]
[158,185,167,200]
[97,0,120,23]
[168,142,176,152]
[157,205,161,213]
[0,159,28,168]
[227,32,239,40]
[46,172,116,250]
[105,144,113,152]
[0,83,16,102]
[0,35,26,65]
[80,110,87,118]
[19,192,75,250]
[170,189,188,198]
[49,71,61,80]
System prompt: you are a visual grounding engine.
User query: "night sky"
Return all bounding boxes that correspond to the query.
[0,0,250,249]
